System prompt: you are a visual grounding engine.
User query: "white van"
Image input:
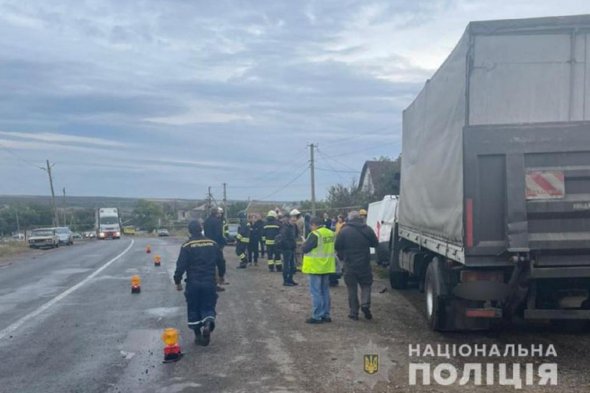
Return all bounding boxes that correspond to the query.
[366,195,398,265]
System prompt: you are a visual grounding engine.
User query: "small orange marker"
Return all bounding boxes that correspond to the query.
[154,255,161,266]
[162,328,182,362]
[131,275,141,293]
[146,245,151,254]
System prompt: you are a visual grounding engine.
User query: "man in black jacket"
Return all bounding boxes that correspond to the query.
[278,213,298,286]
[334,211,379,321]
[204,208,226,247]
[174,220,226,346]
[253,216,266,258]
[248,214,261,265]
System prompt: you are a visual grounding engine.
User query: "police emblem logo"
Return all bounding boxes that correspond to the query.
[363,354,379,375]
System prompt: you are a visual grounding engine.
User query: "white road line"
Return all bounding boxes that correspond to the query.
[0,239,135,341]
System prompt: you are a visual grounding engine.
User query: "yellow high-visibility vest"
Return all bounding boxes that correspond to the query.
[302,227,336,274]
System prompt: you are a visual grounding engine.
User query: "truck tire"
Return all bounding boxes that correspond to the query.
[425,259,446,331]
[390,271,408,290]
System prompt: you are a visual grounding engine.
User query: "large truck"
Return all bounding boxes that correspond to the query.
[389,15,590,331]
[96,208,121,239]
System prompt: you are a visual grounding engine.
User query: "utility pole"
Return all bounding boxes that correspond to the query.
[15,209,20,235]
[43,159,59,227]
[309,143,317,216]
[222,182,227,213]
[206,186,212,211]
[62,187,67,226]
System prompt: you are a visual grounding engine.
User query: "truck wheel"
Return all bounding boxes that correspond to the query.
[425,260,446,331]
[390,271,408,289]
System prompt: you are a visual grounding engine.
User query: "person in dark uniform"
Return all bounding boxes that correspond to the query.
[263,210,282,272]
[236,211,250,269]
[174,220,226,346]
[203,207,227,291]
[253,215,266,258]
[248,214,261,265]
[204,207,226,247]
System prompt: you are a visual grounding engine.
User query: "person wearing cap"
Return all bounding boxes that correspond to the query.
[290,209,305,272]
[174,220,226,346]
[335,211,379,321]
[263,210,282,272]
[302,217,337,324]
[322,212,333,230]
[359,208,368,223]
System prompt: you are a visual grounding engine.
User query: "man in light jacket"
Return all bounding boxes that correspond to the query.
[302,217,336,324]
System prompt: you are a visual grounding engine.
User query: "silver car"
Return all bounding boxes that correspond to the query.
[55,227,74,246]
[28,228,59,249]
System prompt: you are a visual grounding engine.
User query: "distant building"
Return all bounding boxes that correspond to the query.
[177,203,209,221]
[358,160,401,195]
[246,200,296,219]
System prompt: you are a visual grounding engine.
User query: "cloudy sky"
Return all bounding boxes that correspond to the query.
[0,0,587,201]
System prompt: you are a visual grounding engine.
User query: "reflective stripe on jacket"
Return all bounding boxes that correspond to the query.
[302,227,336,274]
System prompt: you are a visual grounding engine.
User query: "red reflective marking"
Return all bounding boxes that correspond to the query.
[530,172,560,194]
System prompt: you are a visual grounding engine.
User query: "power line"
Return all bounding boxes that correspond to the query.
[0,142,45,170]
[255,164,310,201]
[315,167,360,173]
[316,147,358,174]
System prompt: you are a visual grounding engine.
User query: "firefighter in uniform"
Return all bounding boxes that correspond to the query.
[263,210,282,272]
[236,211,251,269]
[174,220,225,346]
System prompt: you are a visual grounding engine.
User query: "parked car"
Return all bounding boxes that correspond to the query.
[11,233,25,241]
[55,227,74,245]
[225,223,239,245]
[28,228,59,249]
[157,228,170,237]
[83,231,96,239]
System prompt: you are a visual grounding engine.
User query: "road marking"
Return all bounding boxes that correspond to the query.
[0,239,135,341]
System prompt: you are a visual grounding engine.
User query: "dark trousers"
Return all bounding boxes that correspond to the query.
[343,272,373,317]
[266,244,281,267]
[248,240,259,263]
[259,239,266,257]
[282,249,296,283]
[185,284,218,331]
[236,242,248,265]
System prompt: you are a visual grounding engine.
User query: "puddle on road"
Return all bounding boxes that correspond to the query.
[119,329,161,353]
[145,306,182,318]
[54,268,92,275]
[160,381,202,393]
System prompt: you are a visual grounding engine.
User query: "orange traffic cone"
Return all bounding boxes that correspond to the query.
[131,275,141,294]
[162,328,182,362]
[154,255,161,266]
[146,245,151,254]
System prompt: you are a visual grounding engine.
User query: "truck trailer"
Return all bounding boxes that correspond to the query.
[389,15,590,331]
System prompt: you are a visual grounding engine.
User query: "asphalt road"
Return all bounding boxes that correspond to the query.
[1,237,590,392]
